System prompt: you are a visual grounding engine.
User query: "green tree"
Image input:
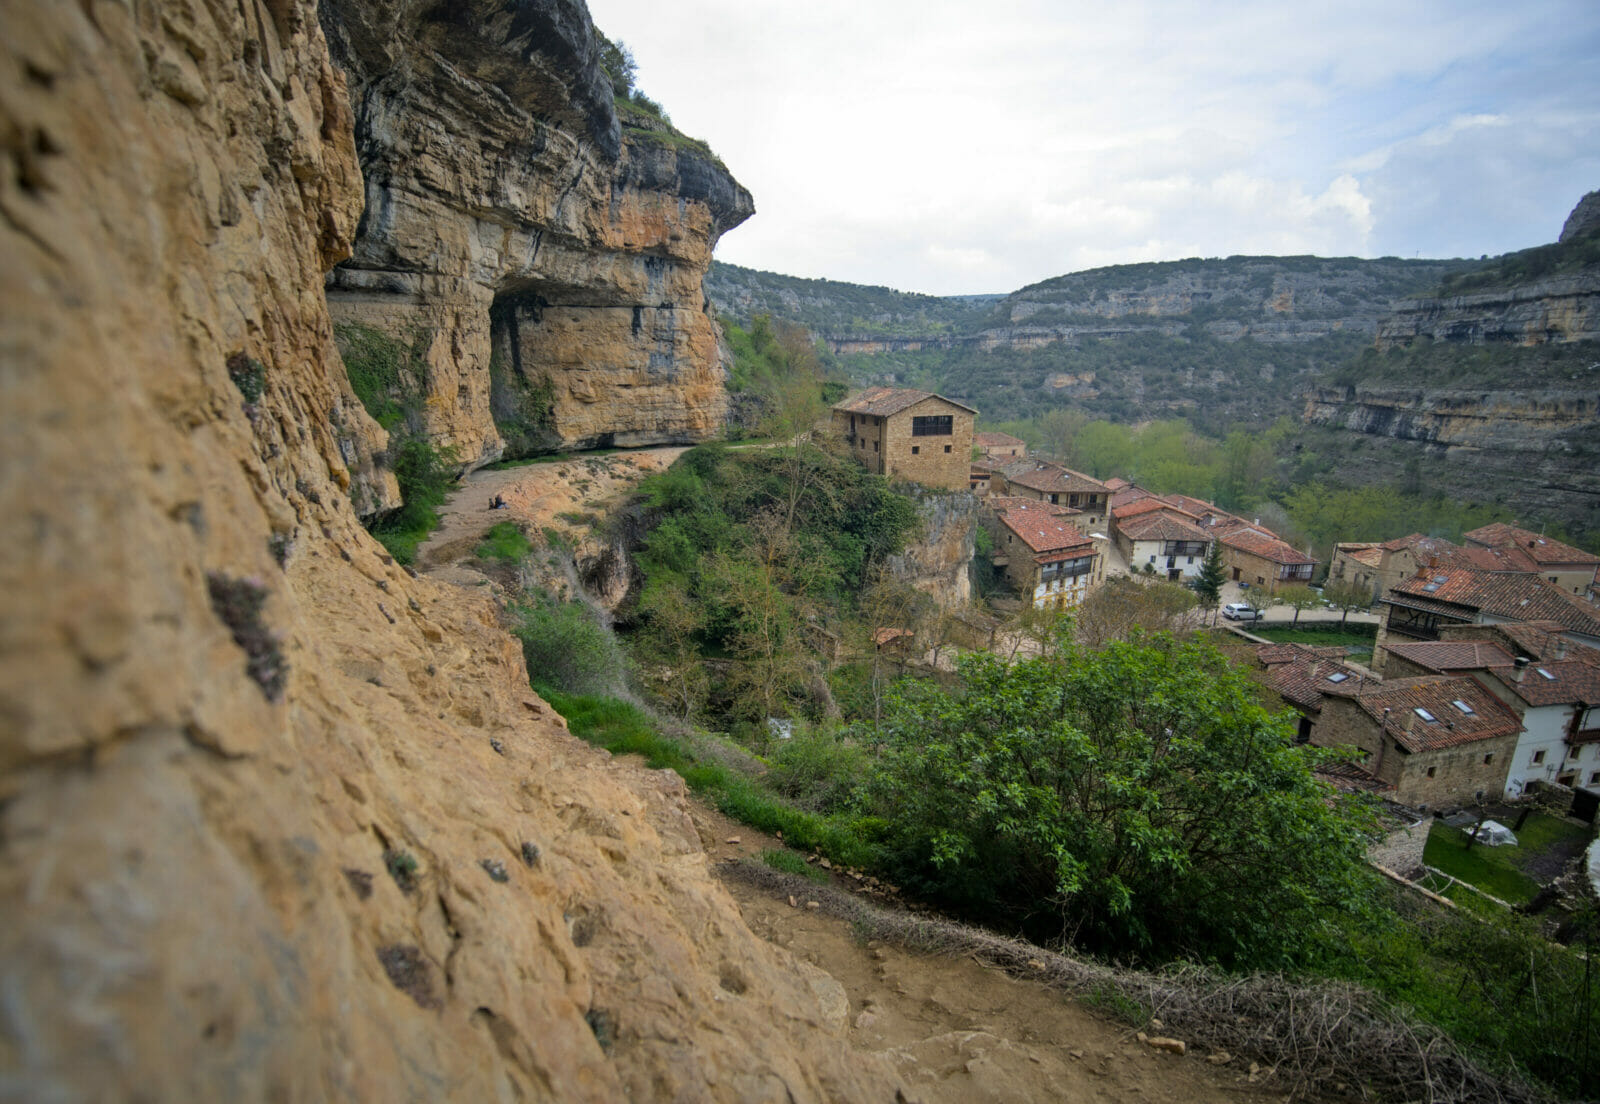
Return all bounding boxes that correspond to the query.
[1276,583,1322,627]
[1070,421,1134,478]
[1193,541,1226,620]
[1074,576,1196,649]
[870,635,1374,966]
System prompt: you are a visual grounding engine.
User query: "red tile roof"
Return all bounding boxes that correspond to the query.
[998,459,1109,497]
[834,387,977,417]
[1109,485,1154,509]
[1465,523,1600,567]
[1384,640,1516,673]
[1254,644,1365,711]
[1347,677,1521,753]
[1112,497,1194,522]
[1119,511,1212,544]
[1483,621,1600,665]
[1315,760,1394,794]
[974,432,1025,448]
[1388,568,1600,636]
[1219,525,1317,566]
[995,500,1097,556]
[1487,659,1600,708]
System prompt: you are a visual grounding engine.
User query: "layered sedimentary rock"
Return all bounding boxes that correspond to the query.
[320,1,752,474]
[1302,386,1600,533]
[0,1,893,1098]
[1374,272,1600,348]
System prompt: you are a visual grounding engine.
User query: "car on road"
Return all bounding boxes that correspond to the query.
[1221,602,1263,622]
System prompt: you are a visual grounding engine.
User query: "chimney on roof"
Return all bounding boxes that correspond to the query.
[1403,711,1415,734]
[1553,639,1569,661]
[1513,656,1530,683]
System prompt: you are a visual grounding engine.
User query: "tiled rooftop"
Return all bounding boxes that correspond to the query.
[1349,677,1521,753]
[833,387,976,417]
[1389,568,1600,636]
[999,459,1109,497]
[1384,640,1516,673]
[1219,525,1317,566]
[1118,511,1211,544]
[1465,523,1600,567]
[995,500,1097,556]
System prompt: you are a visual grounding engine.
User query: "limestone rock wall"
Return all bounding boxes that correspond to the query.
[0,1,891,1099]
[320,0,752,473]
[1375,272,1600,348]
[1302,386,1600,534]
[885,492,979,607]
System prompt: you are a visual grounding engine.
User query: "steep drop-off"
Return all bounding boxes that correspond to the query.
[320,0,753,480]
[0,1,894,1098]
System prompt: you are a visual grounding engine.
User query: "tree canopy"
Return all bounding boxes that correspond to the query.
[868,633,1376,967]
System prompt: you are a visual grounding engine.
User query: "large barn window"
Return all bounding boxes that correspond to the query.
[911,415,953,436]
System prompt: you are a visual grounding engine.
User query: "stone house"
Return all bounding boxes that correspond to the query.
[1310,675,1523,809]
[1384,624,1600,796]
[1253,643,1369,747]
[1373,565,1600,668]
[1328,533,1459,604]
[984,497,1104,610]
[1212,519,1316,595]
[991,459,1110,530]
[973,431,1026,463]
[1463,523,1600,600]
[832,387,976,491]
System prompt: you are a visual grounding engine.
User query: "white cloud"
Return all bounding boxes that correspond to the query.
[588,0,1600,293]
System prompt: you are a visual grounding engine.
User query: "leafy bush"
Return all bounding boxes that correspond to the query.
[335,321,429,430]
[513,596,627,698]
[868,634,1377,968]
[761,848,828,882]
[369,435,458,564]
[765,728,871,813]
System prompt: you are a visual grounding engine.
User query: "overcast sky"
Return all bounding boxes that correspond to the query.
[585,0,1600,296]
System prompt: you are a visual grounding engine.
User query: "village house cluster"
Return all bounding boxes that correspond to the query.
[830,387,1600,816]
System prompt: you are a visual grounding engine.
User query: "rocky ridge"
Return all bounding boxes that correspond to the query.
[321,0,752,483]
[0,1,894,1099]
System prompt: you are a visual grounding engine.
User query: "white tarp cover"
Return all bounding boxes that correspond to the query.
[1469,820,1518,847]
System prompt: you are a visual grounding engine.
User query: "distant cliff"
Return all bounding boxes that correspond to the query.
[321,0,752,486]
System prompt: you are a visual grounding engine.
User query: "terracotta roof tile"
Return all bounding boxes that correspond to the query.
[1465,523,1600,567]
[833,387,977,417]
[1119,512,1212,543]
[998,459,1109,496]
[994,500,1097,556]
[1254,644,1365,711]
[1352,677,1521,752]
[1383,640,1516,673]
[1488,659,1600,707]
[1315,760,1394,794]
[1388,568,1600,636]
[974,432,1025,448]
[1219,525,1317,566]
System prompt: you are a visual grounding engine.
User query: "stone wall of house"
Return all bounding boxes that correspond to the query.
[833,410,887,475]
[1315,697,1519,806]
[882,404,973,491]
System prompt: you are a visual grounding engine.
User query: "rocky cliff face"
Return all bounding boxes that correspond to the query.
[320,1,752,474]
[1302,385,1600,533]
[884,492,979,607]
[0,2,893,1099]
[1375,272,1600,347]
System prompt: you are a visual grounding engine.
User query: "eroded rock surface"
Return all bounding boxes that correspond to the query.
[320,0,752,476]
[0,2,890,1099]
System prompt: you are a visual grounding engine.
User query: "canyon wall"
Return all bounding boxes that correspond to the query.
[1375,272,1600,348]
[884,491,979,607]
[1302,386,1600,532]
[0,1,893,1098]
[321,0,752,475]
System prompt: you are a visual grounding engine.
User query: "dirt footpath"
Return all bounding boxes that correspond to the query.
[689,801,1283,1104]
[414,447,688,578]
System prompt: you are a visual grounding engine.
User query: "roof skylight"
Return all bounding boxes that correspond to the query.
[1326,672,1349,683]
[1537,667,1556,680]
[1452,699,1475,715]
[1414,708,1437,723]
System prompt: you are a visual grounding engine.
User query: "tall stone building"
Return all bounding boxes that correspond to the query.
[832,387,976,491]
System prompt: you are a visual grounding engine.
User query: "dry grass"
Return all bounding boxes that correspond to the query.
[723,861,1549,1104]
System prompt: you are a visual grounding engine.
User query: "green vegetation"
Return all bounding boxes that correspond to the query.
[720,314,842,439]
[1247,622,1375,652]
[487,343,557,459]
[511,595,628,698]
[761,848,829,883]
[867,634,1376,966]
[1310,876,1598,1098]
[1422,814,1590,906]
[475,521,532,563]
[708,260,999,337]
[626,441,918,723]
[367,436,457,564]
[1332,335,1600,391]
[1435,225,1600,295]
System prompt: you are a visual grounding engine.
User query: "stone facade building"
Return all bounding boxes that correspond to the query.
[1213,520,1317,595]
[984,497,1104,610]
[973,431,1026,463]
[1463,523,1600,600]
[832,387,976,491]
[1373,566,1600,668]
[991,460,1110,531]
[1310,675,1522,808]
